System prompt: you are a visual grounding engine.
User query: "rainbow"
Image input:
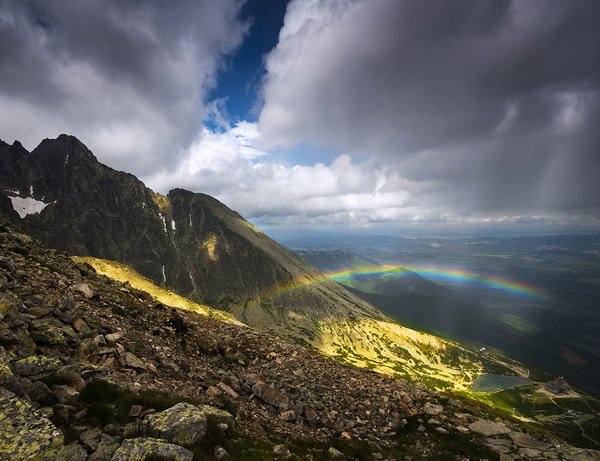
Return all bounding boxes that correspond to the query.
[271,265,549,300]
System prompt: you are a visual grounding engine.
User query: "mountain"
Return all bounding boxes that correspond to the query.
[0,135,571,392]
[4,225,599,459]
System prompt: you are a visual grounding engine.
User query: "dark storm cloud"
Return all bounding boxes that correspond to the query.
[259,0,600,223]
[0,0,248,175]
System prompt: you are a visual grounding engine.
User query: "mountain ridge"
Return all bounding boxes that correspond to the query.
[0,135,584,391]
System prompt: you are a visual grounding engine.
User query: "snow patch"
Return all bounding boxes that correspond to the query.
[162,265,166,283]
[158,213,167,233]
[29,185,34,196]
[9,196,53,218]
[171,219,176,231]
[64,154,69,166]
[189,214,192,227]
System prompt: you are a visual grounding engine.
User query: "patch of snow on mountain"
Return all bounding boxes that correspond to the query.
[10,196,52,218]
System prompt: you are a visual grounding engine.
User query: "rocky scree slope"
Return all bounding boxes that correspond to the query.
[0,135,509,389]
[1,226,599,460]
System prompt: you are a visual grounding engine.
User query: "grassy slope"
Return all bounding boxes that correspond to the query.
[72,256,242,326]
[75,256,518,391]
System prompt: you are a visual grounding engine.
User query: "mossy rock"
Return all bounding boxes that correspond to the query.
[110,437,193,461]
[11,355,62,377]
[145,402,207,446]
[0,388,64,460]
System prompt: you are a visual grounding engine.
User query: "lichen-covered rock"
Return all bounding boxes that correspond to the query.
[0,361,21,395]
[123,352,147,371]
[197,404,235,429]
[145,402,207,446]
[55,443,88,461]
[88,439,120,461]
[0,387,64,460]
[110,437,193,461]
[29,317,75,345]
[11,355,62,377]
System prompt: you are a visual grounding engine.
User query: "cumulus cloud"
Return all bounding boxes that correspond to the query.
[146,121,438,227]
[0,0,248,175]
[258,0,600,223]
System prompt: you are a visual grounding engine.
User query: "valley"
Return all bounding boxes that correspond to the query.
[288,235,600,403]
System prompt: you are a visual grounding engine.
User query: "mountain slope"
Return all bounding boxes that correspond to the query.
[0,135,539,389]
[5,225,599,459]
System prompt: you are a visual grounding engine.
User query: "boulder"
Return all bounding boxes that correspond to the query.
[468,419,511,436]
[0,388,64,460]
[252,382,290,409]
[197,404,235,429]
[123,352,147,372]
[11,355,62,377]
[73,283,94,298]
[509,432,552,451]
[423,402,444,415]
[29,317,76,345]
[55,443,88,461]
[53,384,79,405]
[110,437,193,461]
[145,402,207,446]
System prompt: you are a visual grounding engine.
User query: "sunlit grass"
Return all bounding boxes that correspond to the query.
[72,256,242,325]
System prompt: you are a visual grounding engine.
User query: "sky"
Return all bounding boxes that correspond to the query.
[1,0,599,237]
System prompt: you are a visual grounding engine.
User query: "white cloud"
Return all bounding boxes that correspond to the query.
[145,122,432,226]
[0,0,248,176]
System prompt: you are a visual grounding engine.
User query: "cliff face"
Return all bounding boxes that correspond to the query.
[0,135,299,306]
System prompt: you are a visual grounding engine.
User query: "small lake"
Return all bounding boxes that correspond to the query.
[472,374,534,392]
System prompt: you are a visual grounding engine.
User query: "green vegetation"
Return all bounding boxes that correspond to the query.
[500,313,539,333]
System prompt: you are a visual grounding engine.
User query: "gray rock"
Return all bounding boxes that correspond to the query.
[423,402,444,415]
[145,402,207,446]
[105,330,125,344]
[23,378,52,403]
[273,444,291,458]
[509,432,552,451]
[73,283,94,298]
[197,404,235,429]
[483,437,513,454]
[215,446,229,459]
[79,427,102,451]
[128,404,143,417]
[468,419,511,436]
[217,381,239,399]
[252,382,290,409]
[87,440,120,461]
[55,366,86,391]
[328,446,345,459]
[110,437,193,461]
[52,384,79,405]
[123,352,147,372]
